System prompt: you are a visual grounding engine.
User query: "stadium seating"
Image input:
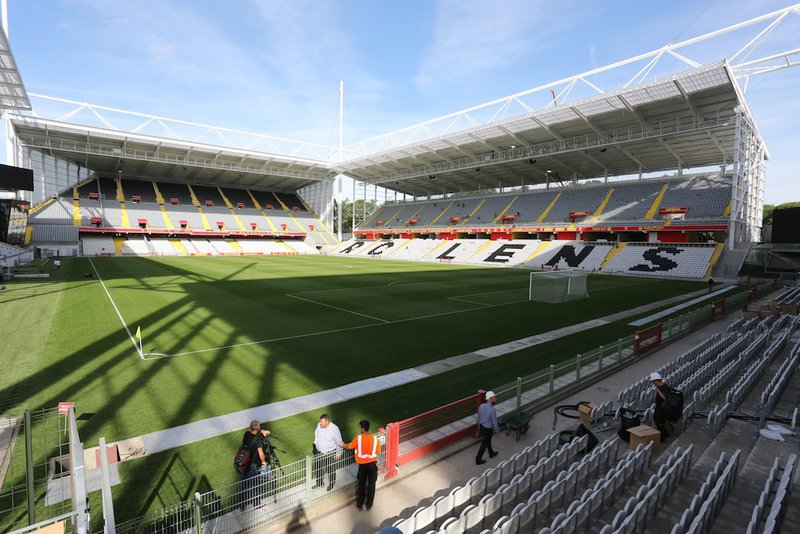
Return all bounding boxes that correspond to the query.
[387,298,800,534]
[596,181,663,222]
[529,241,612,271]
[601,243,715,279]
[81,236,115,256]
[27,178,336,255]
[657,175,731,219]
[358,174,732,231]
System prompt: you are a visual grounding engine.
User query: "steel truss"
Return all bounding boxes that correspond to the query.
[343,3,800,158]
[730,107,766,248]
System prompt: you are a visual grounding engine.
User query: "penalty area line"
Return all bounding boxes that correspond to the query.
[88,257,143,359]
[285,293,390,324]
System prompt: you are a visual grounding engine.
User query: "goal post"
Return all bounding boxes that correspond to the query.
[529,270,589,303]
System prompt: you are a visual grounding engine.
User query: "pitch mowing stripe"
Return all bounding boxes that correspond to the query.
[88,257,143,359]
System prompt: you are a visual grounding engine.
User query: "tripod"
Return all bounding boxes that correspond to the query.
[261,436,286,503]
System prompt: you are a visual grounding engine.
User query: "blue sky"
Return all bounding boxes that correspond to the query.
[7,0,800,203]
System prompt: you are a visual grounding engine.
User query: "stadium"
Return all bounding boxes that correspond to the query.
[1,2,799,534]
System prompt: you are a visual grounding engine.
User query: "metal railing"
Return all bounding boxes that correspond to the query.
[118,433,387,534]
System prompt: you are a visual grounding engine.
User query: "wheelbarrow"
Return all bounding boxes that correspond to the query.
[499,410,533,441]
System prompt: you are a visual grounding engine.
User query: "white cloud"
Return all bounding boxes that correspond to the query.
[413,0,582,90]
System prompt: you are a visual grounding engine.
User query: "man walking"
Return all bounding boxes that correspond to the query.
[313,413,342,491]
[340,420,381,511]
[476,391,500,465]
[649,372,682,442]
[237,420,271,511]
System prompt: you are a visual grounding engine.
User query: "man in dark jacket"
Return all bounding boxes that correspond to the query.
[650,372,681,441]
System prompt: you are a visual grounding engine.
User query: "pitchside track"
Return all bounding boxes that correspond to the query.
[0,255,704,445]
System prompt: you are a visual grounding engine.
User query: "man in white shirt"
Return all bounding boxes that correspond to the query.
[313,413,343,491]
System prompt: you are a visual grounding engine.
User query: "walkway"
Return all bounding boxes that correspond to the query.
[130,286,720,457]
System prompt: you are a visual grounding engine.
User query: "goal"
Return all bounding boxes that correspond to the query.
[528,270,589,303]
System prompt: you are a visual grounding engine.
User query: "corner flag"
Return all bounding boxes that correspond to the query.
[135,326,143,356]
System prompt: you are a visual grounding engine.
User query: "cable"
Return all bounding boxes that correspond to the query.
[552,401,593,430]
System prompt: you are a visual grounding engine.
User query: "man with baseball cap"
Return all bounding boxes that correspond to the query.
[476,390,500,465]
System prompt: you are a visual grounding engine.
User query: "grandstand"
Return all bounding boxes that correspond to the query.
[2,3,800,534]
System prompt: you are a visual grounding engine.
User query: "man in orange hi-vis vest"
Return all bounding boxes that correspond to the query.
[339,419,381,510]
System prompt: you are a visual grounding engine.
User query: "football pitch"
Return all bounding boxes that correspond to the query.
[1,254,713,521]
[1,255,707,443]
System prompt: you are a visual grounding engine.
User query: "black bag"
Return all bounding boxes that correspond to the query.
[617,407,641,442]
[663,388,684,420]
[233,444,252,473]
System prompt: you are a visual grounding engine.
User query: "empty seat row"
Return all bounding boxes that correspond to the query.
[602,244,716,279]
[670,449,741,534]
[692,330,770,409]
[726,328,793,410]
[391,433,564,534]
[483,438,633,534]
[597,445,695,534]
[746,454,797,534]
[759,333,800,421]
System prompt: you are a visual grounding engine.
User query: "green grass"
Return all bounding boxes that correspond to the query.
[0,255,715,526]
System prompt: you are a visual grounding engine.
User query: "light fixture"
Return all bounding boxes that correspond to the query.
[510,145,516,149]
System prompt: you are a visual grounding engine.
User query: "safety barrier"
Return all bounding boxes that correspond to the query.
[384,393,482,479]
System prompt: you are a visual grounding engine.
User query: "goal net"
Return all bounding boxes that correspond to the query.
[528,271,589,303]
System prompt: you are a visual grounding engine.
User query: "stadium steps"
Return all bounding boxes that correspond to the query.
[112,237,125,256]
[429,200,455,226]
[537,192,561,221]
[217,187,248,231]
[461,199,486,225]
[591,187,614,221]
[270,192,306,232]
[227,239,242,253]
[115,179,131,227]
[245,190,279,232]
[599,243,626,270]
[296,194,337,244]
[169,239,188,256]
[186,184,212,229]
[492,195,518,224]
[644,182,669,219]
[703,243,726,279]
[72,186,82,226]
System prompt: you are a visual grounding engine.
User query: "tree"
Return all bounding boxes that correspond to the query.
[763,202,800,225]
[333,198,378,233]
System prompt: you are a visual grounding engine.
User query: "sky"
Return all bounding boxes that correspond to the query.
[6,0,800,204]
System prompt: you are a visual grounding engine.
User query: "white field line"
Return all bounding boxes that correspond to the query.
[291,273,527,297]
[285,293,390,323]
[145,296,533,359]
[88,257,143,359]
[141,275,690,359]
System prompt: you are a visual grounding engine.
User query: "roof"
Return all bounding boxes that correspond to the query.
[8,63,755,195]
[9,115,335,192]
[335,63,748,197]
[0,27,30,110]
